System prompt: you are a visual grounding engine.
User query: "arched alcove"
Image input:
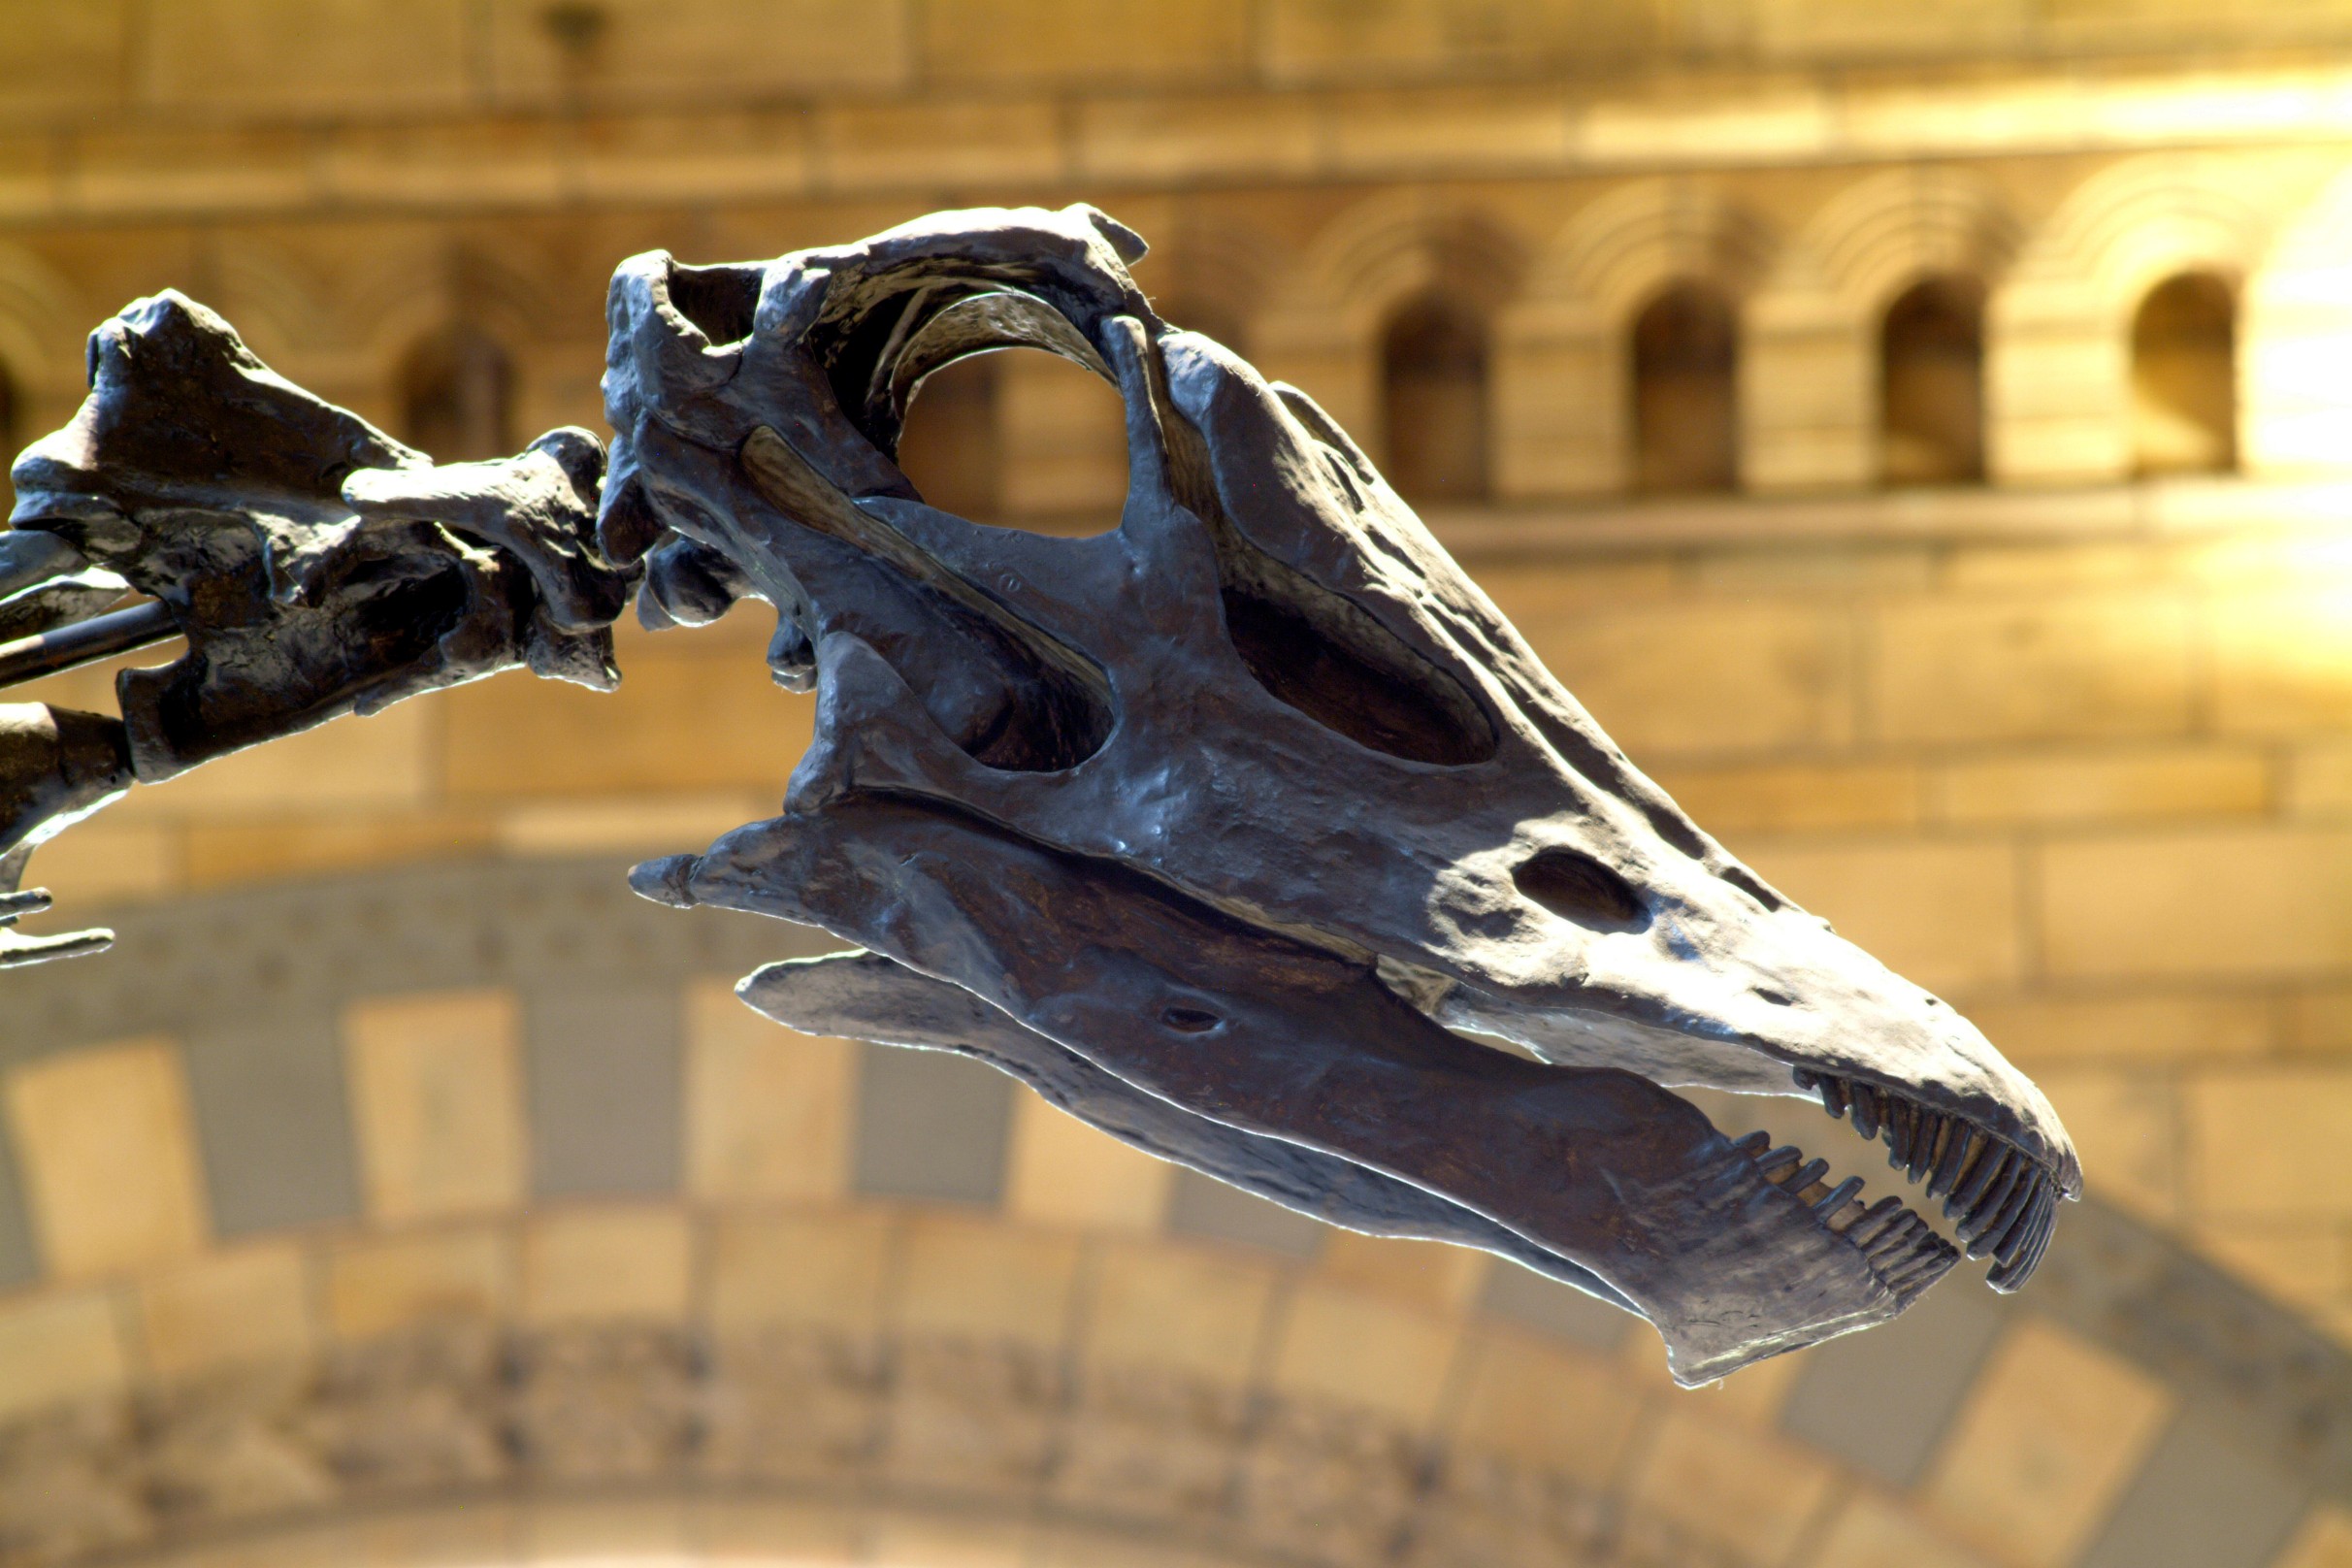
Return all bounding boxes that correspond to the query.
[399,323,516,463]
[895,353,1004,522]
[2131,271,2238,475]
[1989,153,2282,483]
[1253,194,1521,478]
[1497,181,1773,499]
[1630,280,1740,494]
[1880,276,1986,486]
[1380,292,1490,505]
[1742,170,2014,492]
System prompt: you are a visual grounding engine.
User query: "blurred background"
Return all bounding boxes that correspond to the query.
[4,3,2352,1566]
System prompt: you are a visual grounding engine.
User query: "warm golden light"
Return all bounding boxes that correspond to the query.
[5,10,2352,1568]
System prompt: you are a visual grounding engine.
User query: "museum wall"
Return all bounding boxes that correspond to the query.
[11,5,2352,1568]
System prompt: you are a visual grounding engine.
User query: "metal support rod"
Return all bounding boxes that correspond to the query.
[0,600,179,691]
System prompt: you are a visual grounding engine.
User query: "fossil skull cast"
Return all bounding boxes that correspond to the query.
[605,205,2078,1385]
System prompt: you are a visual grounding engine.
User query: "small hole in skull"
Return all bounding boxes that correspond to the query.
[1160,1004,1223,1033]
[1720,866,1784,912]
[1757,988,1795,1007]
[664,262,761,346]
[1514,849,1648,932]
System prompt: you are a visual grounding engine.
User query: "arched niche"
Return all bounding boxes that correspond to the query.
[1987,151,2292,484]
[1254,194,1522,470]
[1630,280,1740,495]
[1495,181,1774,500]
[2131,271,2238,476]
[1744,169,2015,492]
[399,322,517,463]
[1380,291,1490,506]
[1880,276,1986,487]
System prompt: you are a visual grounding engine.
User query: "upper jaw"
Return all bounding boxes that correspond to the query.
[1435,871,2081,1294]
[1443,915,2083,1189]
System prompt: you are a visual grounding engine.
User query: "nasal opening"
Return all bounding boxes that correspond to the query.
[1513,848,1648,931]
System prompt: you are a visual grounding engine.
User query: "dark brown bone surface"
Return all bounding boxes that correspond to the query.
[0,210,2080,1386]
[9,292,629,784]
[0,292,634,950]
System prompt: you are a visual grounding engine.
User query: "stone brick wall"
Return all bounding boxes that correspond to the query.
[0,863,2333,1568]
[18,0,2352,124]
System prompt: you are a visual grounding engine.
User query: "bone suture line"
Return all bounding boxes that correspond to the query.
[737,421,1110,705]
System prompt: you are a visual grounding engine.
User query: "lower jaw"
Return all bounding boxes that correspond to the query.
[656,805,1964,1385]
[1601,1126,1958,1385]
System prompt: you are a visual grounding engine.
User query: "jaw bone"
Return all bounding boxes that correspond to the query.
[604,203,2080,1383]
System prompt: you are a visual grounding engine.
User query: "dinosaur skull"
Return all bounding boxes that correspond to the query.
[599,204,2075,1384]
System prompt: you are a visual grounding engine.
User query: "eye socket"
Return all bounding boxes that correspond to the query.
[1160,1004,1223,1034]
[1514,849,1648,932]
[665,261,761,345]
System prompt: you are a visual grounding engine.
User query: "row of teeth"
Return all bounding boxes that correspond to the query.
[1729,1129,1957,1303]
[1792,1069,2058,1292]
